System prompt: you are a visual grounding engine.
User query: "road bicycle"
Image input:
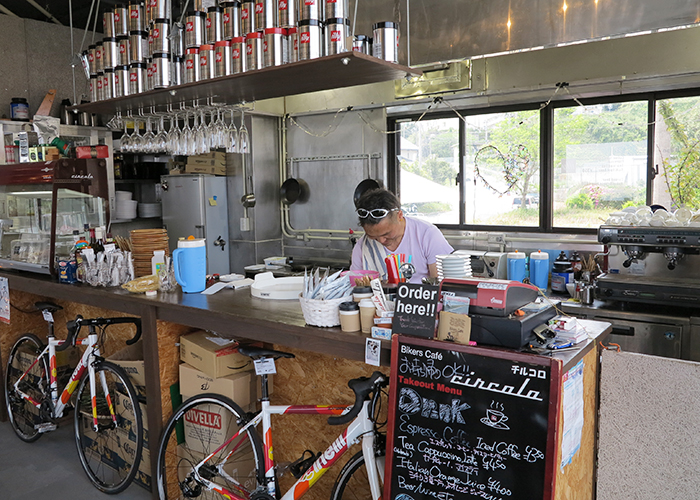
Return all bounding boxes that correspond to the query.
[156,345,388,500]
[4,301,144,494]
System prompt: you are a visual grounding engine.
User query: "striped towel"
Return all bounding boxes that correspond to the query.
[360,237,388,280]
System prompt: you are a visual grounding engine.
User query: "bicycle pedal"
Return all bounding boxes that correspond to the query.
[34,422,57,433]
[289,450,321,479]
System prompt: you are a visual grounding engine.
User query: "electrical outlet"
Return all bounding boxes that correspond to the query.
[487,232,506,245]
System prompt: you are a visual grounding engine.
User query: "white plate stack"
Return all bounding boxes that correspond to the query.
[115,191,137,221]
[436,253,472,280]
[137,202,162,218]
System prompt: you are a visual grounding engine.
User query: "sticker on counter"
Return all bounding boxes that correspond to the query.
[254,357,277,375]
[365,337,381,367]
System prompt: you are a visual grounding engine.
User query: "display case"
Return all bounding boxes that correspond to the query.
[0,159,109,275]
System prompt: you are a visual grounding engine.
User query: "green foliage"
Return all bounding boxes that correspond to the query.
[419,202,452,214]
[566,192,594,210]
[401,155,455,186]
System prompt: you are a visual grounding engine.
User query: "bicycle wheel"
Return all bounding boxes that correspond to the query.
[156,394,265,500]
[4,333,50,443]
[74,360,143,494]
[330,447,385,500]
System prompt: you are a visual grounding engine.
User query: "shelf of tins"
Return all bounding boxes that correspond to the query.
[73,52,422,115]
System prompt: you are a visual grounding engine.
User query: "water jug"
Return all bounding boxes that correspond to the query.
[529,250,549,290]
[507,251,526,282]
[172,238,206,293]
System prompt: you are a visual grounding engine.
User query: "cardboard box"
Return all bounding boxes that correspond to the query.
[437,311,472,344]
[186,152,227,175]
[108,340,147,399]
[184,163,226,176]
[114,389,149,449]
[179,362,268,407]
[179,331,255,379]
[179,399,237,455]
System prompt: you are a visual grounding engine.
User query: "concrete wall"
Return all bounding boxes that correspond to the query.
[0,15,89,118]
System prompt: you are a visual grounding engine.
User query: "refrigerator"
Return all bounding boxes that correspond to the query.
[160,174,230,275]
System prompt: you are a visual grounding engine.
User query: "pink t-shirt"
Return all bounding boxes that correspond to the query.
[350,216,453,283]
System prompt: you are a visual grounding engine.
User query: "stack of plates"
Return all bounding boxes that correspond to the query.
[115,191,137,221]
[436,254,472,280]
[138,202,162,218]
[130,228,169,277]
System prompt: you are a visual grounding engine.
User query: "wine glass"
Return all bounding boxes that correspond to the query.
[155,115,167,153]
[194,110,208,154]
[166,113,181,155]
[131,120,144,153]
[239,108,250,154]
[182,112,194,156]
[213,109,227,149]
[226,108,238,153]
[120,119,132,153]
[142,117,155,153]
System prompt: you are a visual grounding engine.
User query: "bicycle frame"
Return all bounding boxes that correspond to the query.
[188,400,383,500]
[11,330,116,431]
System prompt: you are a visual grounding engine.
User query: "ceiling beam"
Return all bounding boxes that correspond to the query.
[0,4,18,16]
[23,0,63,25]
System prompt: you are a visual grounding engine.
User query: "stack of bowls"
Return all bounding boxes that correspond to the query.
[436,254,472,280]
[115,191,138,221]
[137,202,162,218]
[129,228,169,277]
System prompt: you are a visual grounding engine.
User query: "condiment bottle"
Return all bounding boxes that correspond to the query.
[338,301,361,332]
[151,250,166,276]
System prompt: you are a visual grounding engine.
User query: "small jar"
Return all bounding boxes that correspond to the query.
[353,286,372,303]
[263,27,284,67]
[199,44,215,80]
[230,36,246,73]
[222,1,242,39]
[241,1,256,34]
[184,47,201,82]
[339,301,361,333]
[206,6,224,43]
[214,40,232,76]
[245,31,263,71]
[297,19,321,60]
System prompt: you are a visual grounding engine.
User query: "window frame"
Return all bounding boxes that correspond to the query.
[387,89,700,234]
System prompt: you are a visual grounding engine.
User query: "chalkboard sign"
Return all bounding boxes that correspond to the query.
[391,284,440,339]
[384,335,560,500]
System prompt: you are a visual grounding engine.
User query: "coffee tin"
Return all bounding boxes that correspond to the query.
[114,4,129,36]
[214,40,232,76]
[324,17,349,55]
[129,62,146,94]
[128,2,144,31]
[185,11,206,48]
[255,0,276,30]
[96,71,104,101]
[199,44,215,80]
[287,26,298,62]
[230,36,246,73]
[352,34,371,54]
[103,68,115,99]
[88,44,97,74]
[299,0,323,21]
[298,19,321,60]
[222,1,242,39]
[324,0,347,19]
[278,0,296,27]
[170,56,183,86]
[96,41,104,72]
[372,21,399,64]
[103,37,119,69]
[206,6,224,43]
[152,53,170,88]
[117,35,130,65]
[241,1,256,34]
[149,0,170,20]
[184,48,201,83]
[89,75,98,101]
[115,65,130,97]
[129,30,148,63]
[146,57,154,91]
[245,31,263,70]
[151,18,170,54]
[263,27,284,67]
[103,11,116,37]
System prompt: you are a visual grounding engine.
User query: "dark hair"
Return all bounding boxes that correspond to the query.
[356,188,401,226]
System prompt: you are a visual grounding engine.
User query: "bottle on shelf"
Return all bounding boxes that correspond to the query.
[151,250,165,276]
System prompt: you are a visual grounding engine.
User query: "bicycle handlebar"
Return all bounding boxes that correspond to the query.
[327,371,387,426]
[55,315,142,352]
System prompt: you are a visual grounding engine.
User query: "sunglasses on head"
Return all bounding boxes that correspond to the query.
[356,208,399,219]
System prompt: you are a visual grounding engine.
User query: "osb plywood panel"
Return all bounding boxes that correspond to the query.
[597,350,700,499]
[157,320,198,424]
[271,346,389,500]
[554,348,597,500]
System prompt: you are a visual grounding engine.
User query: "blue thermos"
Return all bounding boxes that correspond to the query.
[507,251,527,282]
[529,250,550,290]
[172,238,207,293]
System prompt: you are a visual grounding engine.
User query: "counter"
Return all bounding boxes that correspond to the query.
[0,270,610,500]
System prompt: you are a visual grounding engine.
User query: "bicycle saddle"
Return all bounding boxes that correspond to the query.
[237,346,295,359]
[35,301,62,313]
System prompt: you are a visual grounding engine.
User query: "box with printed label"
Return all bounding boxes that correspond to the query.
[108,340,146,399]
[179,331,256,379]
[114,389,149,449]
[179,362,268,406]
[184,163,227,176]
[437,311,472,344]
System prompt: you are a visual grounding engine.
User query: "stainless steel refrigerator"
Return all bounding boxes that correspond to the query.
[160,174,230,275]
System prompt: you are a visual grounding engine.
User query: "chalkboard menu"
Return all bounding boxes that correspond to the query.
[384,335,560,500]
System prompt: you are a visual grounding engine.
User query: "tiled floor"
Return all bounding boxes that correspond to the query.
[0,418,152,499]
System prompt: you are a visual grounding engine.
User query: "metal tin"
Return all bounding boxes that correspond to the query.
[170,56,183,86]
[352,34,371,54]
[117,35,130,65]
[206,6,224,43]
[149,0,169,20]
[184,47,200,83]
[151,18,170,54]
[230,36,246,73]
[185,11,206,48]
[129,30,148,62]
[114,4,129,36]
[255,0,276,30]
[96,71,104,101]
[324,0,347,19]
[324,17,349,55]
[146,57,154,90]
[103,37,118,69]
[241,1,255,34]
[263,27,284,67]
[103,68,115,99]
[199,44,215,79]
[245,31,263,71]
[372,21,399,64]
[89,74,98,101]
[128,2,144,31]
[129,62,146,93]
[214,40,232,76]
[88,44,97,74]
[115,65,130,97]
[222,1,241,39]
[278,0,295,27]
[299,0,323,21]
[152,53,170,88]
[287,26,298,62]
[96,41,104,72]
[103,11,116,37]
[298,19,321,60]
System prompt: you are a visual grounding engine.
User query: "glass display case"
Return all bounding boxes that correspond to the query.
[0,159,109,275]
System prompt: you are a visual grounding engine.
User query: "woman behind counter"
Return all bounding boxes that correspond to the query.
[350,188,453,283]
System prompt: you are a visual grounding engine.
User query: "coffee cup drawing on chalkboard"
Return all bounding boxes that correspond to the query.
[481,408,510,430]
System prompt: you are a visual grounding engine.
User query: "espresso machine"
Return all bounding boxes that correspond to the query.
[596,225,700,308]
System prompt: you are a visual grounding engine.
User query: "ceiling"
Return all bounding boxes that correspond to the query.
[0,0,120,30]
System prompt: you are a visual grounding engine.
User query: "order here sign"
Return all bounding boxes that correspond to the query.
[391,283,440,339]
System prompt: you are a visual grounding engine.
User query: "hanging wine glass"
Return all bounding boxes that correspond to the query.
[238,107,249,154]
[131,119,144,153]
[120,119,132,153]
[166,113,181,155]
[213,108,227,149]
[142,117,156,154]
[182,112,195,156]
[226,108,238,153]
[155,114,168,153]
[195,110,208,154]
